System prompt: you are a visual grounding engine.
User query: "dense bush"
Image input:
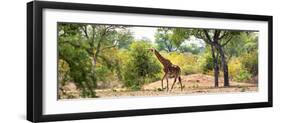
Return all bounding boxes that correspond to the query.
[234,69,252,82]
[230,51,257,82]
[228,58,242,79]
[240,51,258,76]
[95,48,123,89]
[59,43,97,97]
[120,41,162,90]
[228,57,252,81]
[198,51,214,74]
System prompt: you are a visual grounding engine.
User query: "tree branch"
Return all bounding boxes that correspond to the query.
[100,44,117,51]
[221,36,233,47]
[213,30,220,41]
[202,30,215,45]
[90,25,96,48]
[194,31,207,41]
[218,31,228,40]
[59,40,82,49]
[82,25,89,39]
[203,30,212,42]
[93,27,108,61]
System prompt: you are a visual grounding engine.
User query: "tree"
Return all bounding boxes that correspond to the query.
[155,28,189,52]
[58,23,97,97]
[225,32,258,76]
[58,23,134,97]
[171,28,239,87]
[178,43,202,54]
[194,29,240,87]
[155,28,174,52]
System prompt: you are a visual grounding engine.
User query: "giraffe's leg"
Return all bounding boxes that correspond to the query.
[170,74,178,91]
[166,75,169,92]
[178,76,183,91]
[161,73,167,90]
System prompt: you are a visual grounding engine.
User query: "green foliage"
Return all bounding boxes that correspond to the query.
[58,23,135,97]
[178,43,201,54]
[155,28,175,52]
[95,65,111,82]
[198,50,214,74]
[117,30,134,49]
[58,22,259,98]
[228,58,252,82]
[130,84,142,91]
[155,28,191,52]
[182,65,200,75]
[121,41,162,90]
[226,32,258,81]
[171,28,191,43]
[240,51,258,76]
[228,58,242,79]
[59,43,97,97]
[164,52,201,75]
[58,59,70,86]
[224,32,258,61]
[234,69,252,82]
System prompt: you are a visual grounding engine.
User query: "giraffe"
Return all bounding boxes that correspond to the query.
[148,48,183,91]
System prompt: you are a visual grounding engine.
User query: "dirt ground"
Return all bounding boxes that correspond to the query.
[94,74,258,98]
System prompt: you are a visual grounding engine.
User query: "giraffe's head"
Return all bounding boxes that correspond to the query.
[148,48,156,53]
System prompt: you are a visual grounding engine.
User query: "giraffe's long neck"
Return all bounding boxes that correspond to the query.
[154,50,172,67]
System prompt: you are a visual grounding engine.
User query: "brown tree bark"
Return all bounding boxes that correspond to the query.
[217,46,229,86]
[211,46,219,87]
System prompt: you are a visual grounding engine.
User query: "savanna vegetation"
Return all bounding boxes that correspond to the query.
[58,23,258,99]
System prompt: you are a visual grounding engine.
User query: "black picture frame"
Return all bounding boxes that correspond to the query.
[27,1,273,122]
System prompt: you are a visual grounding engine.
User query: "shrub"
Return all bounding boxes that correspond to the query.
[240,51,258,76]
[198,52,214,74]
[59,44,97,97]
[234,69,252,82]
[228,58,243,79]
[228,57,253,82]
[227,51,258,82]
[164,52,201,75]
[120,41,162,89]
[182,65,200,75]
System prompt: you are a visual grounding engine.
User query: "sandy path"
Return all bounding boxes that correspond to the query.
[95,74,258,98]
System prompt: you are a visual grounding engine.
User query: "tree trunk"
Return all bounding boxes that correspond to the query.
[93,58,97,71]
[217,46,229,87]
[211,46,219,87]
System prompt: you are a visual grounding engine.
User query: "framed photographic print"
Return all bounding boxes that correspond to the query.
[27,1,273,122]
